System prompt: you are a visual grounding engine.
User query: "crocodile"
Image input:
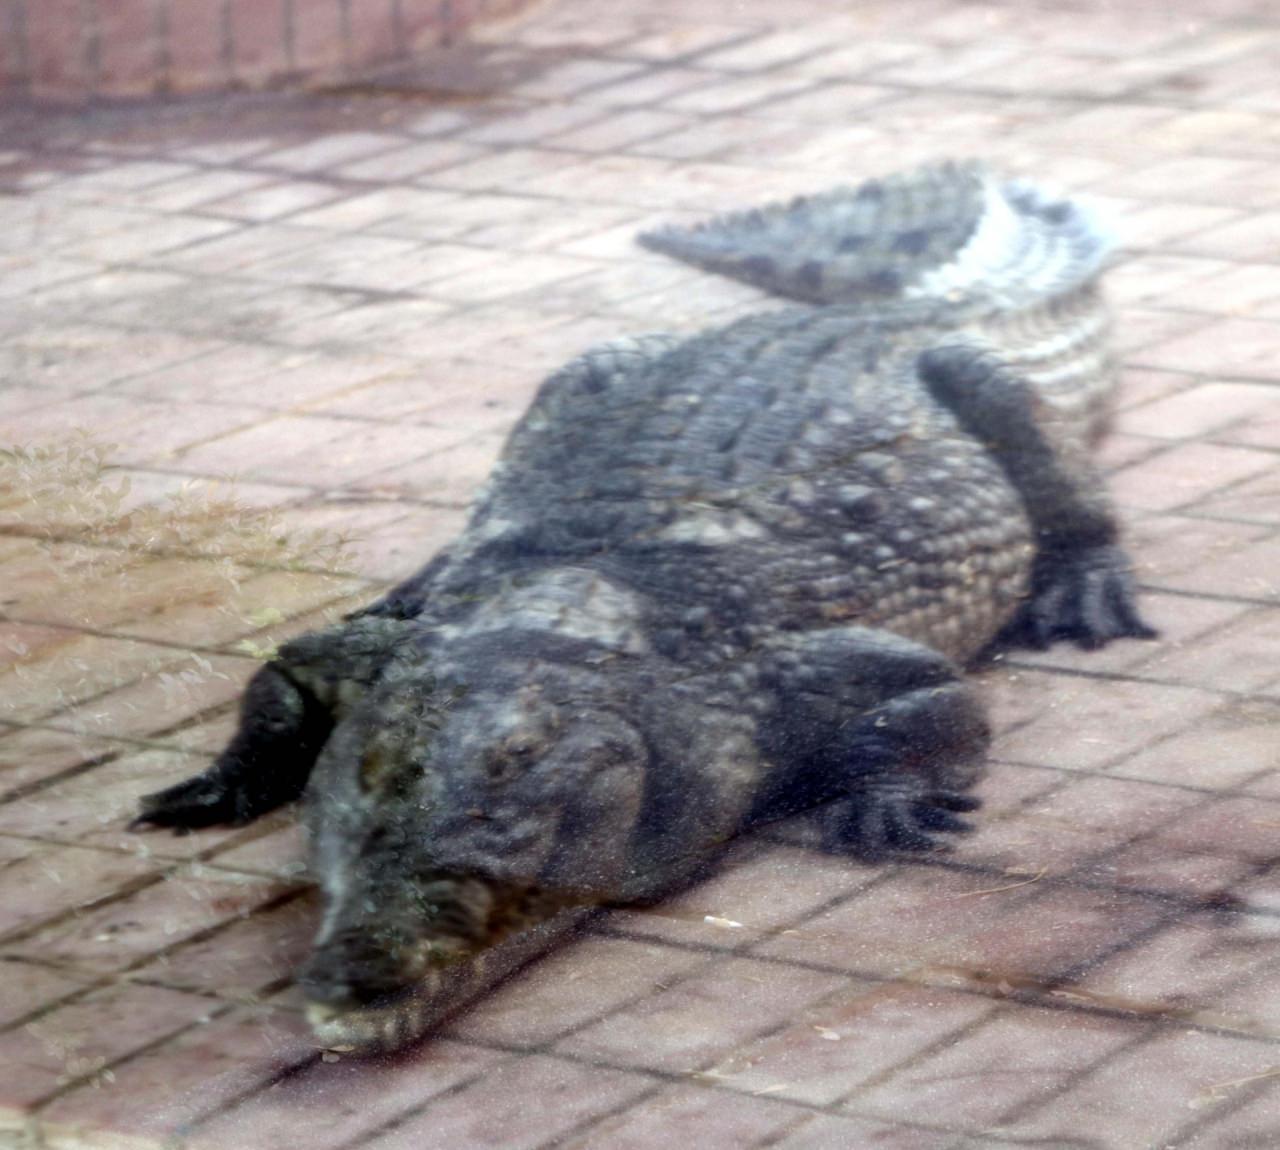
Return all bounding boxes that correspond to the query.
[133,160,1154,1052]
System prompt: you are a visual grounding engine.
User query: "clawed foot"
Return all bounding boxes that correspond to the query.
[130,770,251,833]
[1005,543,1157,651]
[821,782,981,860]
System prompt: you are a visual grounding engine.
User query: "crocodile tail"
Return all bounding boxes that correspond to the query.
[638,160,1116,310]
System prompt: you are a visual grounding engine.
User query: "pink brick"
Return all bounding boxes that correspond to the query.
[0,982,216,1108]
[1145,531,1280,602]
[604,842,879,950]
[1127,514,1271,590]
[1110,254,1239,308]
[273,498,408,577]
[163,0,230,93]
[1111,308,1217,358]
[755,870,1165,982]
[851,1003,1135,1132]
[12,551,251,634]
[1114,381,1280,439]
[979,664,1079,733]
[1181,1089,1280,1150]
[1137,317,1280,382]
[117,569,365,651]
[1109,441,1275,513]
[767,1112,956,1149]
[1114,367,1197,411]
[1009,591,1244,680]
[1000,1030,1280,1147]
[198,178,346,220]
[157,711,242,757]
[229,0,288,82]
[1136,610,1280,696]
[94,0,160,96]
[256,131,405,173]
[992,676,1219,773]
[169,414,369,479]
[110,399,270,461]
[0,725,115,796]
[132,893,316,998]
[569,1084,798,1148]
[48,651,250,742]
[114,340,292,402]
[156,225,319,276]
[350,433,503,506]
[1154,795,1280,862]
[0,2,27,91]
[40,1004,316,1140]
[0,748,242,856]
[6,865,297,972]
[344,0,399,68]
[207,820,311,879]
[1156,262,1280,315]
[1081,919,1276,1020]
[972,761,1065,817]
[1113,693,1280,790]
[399,0,455,48]
[0,844,158,941]
[445,934,710,1046]
[1192,469,1280,526]
[290,0,345,73]
[356,1054,654,1150]
[557,956,847,1073]
[1090,838,1251,899]
[276,296,453,352]
[0,960,92,1029]
[962,801,1123,874]
[966,775,1202,875]
[0,619,69,671]
[1179,210,1280,262]
[333,140,481,182]
[1108,156,1266,205]
[308,355,535,421]
[191,1040,508,1150]
[1119,202,1241,250]
[25,0,88,100]
[701,982,993,1106]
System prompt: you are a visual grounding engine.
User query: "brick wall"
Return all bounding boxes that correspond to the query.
[0,0,540,103]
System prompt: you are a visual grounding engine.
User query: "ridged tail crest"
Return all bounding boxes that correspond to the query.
[638,160,1116,312]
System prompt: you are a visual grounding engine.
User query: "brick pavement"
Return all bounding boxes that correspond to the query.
[2,0,1280,1147]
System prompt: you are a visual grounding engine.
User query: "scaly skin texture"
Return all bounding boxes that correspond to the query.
[134,161,1154,1052]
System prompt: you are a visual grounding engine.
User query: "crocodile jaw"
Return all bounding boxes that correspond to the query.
[305,907,594,1053]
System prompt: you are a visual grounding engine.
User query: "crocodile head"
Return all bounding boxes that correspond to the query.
[296,655,647,1049]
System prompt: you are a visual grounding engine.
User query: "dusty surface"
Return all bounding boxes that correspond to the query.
[1,0,1279,1147]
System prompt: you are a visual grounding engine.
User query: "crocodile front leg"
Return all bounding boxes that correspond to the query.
[754,625,990,859]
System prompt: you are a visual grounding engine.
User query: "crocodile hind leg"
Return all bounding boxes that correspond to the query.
[919,342,1156,651]
[132,616,408,831]
[755,626,990,859]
